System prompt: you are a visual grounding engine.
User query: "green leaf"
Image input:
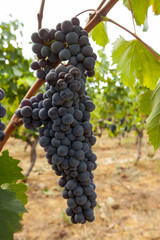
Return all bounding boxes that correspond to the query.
[139,90,152,115]
[150,0,160,15]
[112,36,160,89]
[0,150,25,185]
[12,66,23,77]
[1,183,28,205]
[0,188,27,240]
[123,0,150,26]
[89,21,109,47]
[139,81,160,150]
[0,150,28,239]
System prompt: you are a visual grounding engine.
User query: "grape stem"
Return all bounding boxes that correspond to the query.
[127,0,136,34]
[97,0,107,10]
[0,0,119,152]
[75,9,96,18]
[104,17,160,61]
[37,0,45,30]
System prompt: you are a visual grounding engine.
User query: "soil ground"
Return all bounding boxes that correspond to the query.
[5,132,160,240]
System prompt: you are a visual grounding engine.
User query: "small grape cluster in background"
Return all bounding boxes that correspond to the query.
[16,17,98,224]
[0,89,6,145]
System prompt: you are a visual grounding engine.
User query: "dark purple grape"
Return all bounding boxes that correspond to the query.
[67,198,77,208]
[51,41,64,54]
[31,32,43,43]
[75,213,85,223]
[36,69,45,79]
[21,99,32,108]
[65,179,77,190]
[21,106,32,118]
[38,28,49,41]
[57,145,68,157]
[81,45,93,57]
[39,136,50,147]
[71,17,80,26]
[55,31,65,42]
[76,195,87,205]
[66,207,74,216]
[66,32,78,45]
[61,20,73,33]
[59,49,71,61]
[30,61,40,70]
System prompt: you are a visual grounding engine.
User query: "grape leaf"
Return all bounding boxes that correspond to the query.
[1,183,28,205]
[0,150,28,239]
[112,36,160,89]
[150,0,160,15]
[123,0,160,26]
[0,188,26,240]
[0,150,25,185]
[89,21,109,48]
[139,81,160,150]
[123,0,150,26]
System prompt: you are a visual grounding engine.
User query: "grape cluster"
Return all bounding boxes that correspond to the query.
[17,17,98,224]
[0,88,6,145]
[17,65,97,223]
[30,17,96,80]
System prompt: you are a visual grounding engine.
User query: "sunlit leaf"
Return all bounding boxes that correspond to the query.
[151,0,160,15]
[90,21,109,47]
[112,36,160,89]
[123,0,150,26]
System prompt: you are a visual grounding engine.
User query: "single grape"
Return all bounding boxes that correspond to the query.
[66,207,74,216]
[83,208,94,220]
[65,179,77,190]
[31,32,43,43]
[52,153,64,165]
[39,136,51,147]
[81,45,93,57]
[73,186,83,197]
[62,113,74,125]
[0,106,6,118]
[76,195,87,205]
[0,121,6,131]
[69,44,80,56]
[66,32,78,45]
[83,57,95,70]
[67,198,77,208]
[36,69,46,79]
[51,41,64,54]
[59,48,71,61]
[38,28,49,41]
[58,177,67,187]
[32,43,42,54]
[61,20,73,33]
[30,61,40,70]
[55,30,65,42]
[57,145,68,157]
[71,17,80,26]
[75,213,85,223]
